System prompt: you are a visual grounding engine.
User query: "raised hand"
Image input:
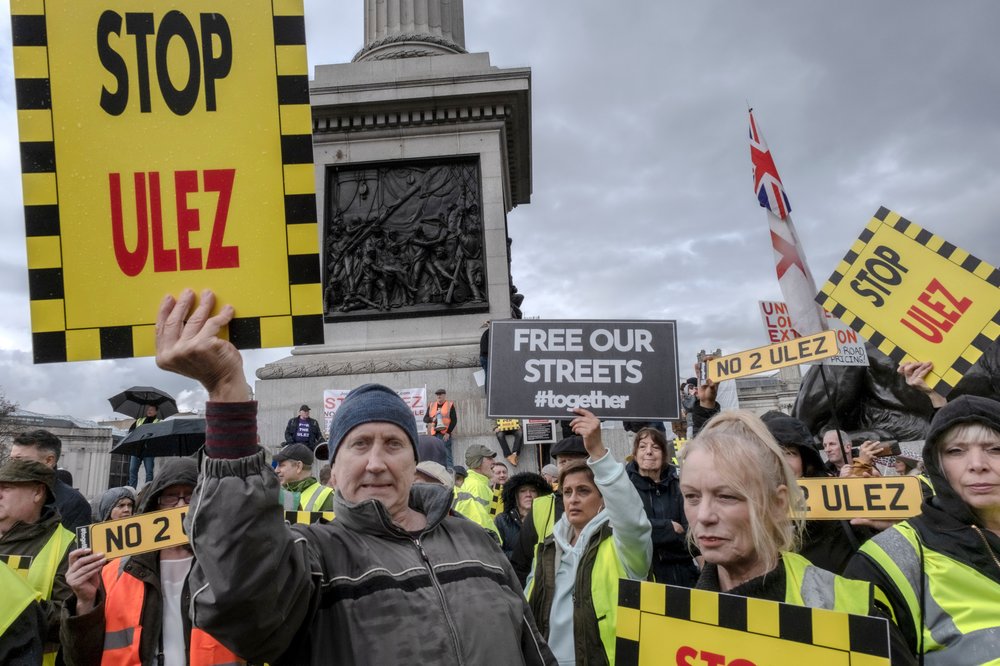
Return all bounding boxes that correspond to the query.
[155,289,250,402]
[897,361,947,408]
[569,407,607,461]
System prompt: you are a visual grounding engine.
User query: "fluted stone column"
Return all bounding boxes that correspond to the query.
[355,0,466,61]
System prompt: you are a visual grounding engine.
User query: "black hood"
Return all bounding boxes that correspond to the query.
[761,413,826,478]
[501,472,552,514]
[922,395,1000,527]
[137,457,199,514]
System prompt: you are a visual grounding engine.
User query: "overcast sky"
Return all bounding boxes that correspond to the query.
[0,1,997,420]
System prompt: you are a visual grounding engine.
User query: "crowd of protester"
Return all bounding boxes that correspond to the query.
[1,290,997,664]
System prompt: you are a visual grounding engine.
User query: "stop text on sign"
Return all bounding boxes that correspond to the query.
[98,10,232,116]
[816,208,1000,395]
[848,245,974,345]
[676,646,755,666]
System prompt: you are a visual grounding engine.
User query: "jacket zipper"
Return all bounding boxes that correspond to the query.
[413,537,464,665]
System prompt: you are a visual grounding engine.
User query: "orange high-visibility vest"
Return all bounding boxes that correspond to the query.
[100,560,244,666]
[428,400,454,434]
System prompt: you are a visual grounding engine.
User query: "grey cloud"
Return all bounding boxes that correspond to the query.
[0,1,996,417]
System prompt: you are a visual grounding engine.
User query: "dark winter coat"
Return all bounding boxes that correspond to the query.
[495,473,552,559]
[625,461,697,585]
[187,401,555,665]
[284,416,324,448]
[54,478,93,532]
[759,413,874,575]
[690,401,720,436]
[512,493,564,586]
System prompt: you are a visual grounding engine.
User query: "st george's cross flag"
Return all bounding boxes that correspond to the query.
[749,109,827,336]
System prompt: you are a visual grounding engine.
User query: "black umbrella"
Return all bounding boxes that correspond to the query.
[111,417,205,457]
[108,386,179,419]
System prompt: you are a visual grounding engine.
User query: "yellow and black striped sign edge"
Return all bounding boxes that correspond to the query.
[815,206,1000,394]
[615,579,890,665]
[0,553,34,576]
[11,0,324,364]
[489,486,503,517]
[284,510,335,525]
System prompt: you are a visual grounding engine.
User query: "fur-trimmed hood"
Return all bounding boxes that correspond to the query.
[500,472,552,515]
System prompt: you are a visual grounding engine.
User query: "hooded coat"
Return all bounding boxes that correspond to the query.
[94,486,137,522]
[845,395,1000,660]
[495,473,552,558]
[761,412,874,575]
[526,453,651,665]
[61,457,201,666]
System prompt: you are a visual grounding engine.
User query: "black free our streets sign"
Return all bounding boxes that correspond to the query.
[487,320,680,421]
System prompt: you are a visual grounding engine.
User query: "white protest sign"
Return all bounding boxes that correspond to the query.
[323,387,428,435]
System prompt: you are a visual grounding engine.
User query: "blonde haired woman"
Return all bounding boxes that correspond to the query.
[680,411,914,665]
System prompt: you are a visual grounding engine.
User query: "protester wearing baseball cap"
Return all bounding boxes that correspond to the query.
[0,458,75,664]
[283,403,324,450]
[453,444,500,538]
[273,443,333,512]
[154,288,554,666]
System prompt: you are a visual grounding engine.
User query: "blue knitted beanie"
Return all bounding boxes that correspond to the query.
[328,383,420,462]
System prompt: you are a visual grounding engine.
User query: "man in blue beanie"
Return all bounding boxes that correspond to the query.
[324,384,421,523]
[152,289,555,665]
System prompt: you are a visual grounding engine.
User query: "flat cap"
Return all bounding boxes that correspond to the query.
[550,435,587,459]
[274,444,314,466]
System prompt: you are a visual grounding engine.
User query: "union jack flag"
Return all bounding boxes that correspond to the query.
[749,108,827,336]
[750,109,791,220]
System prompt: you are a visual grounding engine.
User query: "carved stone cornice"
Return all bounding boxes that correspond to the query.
[354,33,466,61]
[255,352,478,379]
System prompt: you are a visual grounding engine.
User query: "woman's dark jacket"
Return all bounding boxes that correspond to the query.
[625,460,694,584]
